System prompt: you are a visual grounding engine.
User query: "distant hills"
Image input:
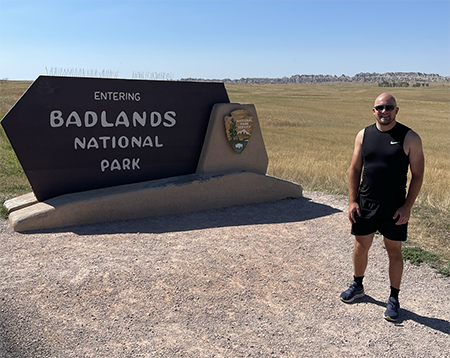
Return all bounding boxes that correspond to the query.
[182,72,450,84]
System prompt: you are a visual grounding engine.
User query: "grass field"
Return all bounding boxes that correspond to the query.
[1,80,449,263]
[225,82,450,262]
[0,80,34,210]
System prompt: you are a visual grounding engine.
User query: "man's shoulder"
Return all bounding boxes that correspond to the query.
[355,128,365,145]
[360,123,376,140]
[405,128,422,145]
[396,122,421,140]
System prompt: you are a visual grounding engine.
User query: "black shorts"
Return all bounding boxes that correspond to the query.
[351,216,408,241]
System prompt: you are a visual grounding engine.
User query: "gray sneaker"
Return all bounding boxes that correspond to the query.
[340,281,365,303]
[384,297,400,322]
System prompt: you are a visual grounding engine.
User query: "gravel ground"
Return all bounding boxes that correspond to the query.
[0,191,449,358]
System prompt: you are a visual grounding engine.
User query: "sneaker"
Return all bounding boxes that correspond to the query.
[384,297,400,322]
[340,281,365,303]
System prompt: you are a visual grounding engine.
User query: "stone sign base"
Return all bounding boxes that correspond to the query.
[5,103,302,232]
[6,172,302,232]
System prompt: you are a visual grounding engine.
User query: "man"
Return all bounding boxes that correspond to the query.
[340,93,424,322]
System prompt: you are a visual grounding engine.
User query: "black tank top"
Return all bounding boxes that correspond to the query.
[358,122,410,218]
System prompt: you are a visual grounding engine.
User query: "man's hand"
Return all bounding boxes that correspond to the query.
[393,205,411,225]
[348,202,361,224]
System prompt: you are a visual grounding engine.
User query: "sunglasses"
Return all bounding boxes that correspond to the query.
[374,105,396,112]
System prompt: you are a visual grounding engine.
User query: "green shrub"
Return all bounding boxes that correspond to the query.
[436,263,450,277]
[0,204,8,219]
[402,246,439,265]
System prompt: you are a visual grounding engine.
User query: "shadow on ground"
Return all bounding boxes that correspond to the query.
[0,307,53,357]
[27,196,342,235]
[357,295,450,334]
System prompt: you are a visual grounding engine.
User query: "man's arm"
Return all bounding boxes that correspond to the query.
[393,130,425,225]
[348,129,364,223]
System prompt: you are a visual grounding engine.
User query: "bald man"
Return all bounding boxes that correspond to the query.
[340,93,424,322]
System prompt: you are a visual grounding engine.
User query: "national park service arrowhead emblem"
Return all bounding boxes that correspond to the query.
[224,109,253,154]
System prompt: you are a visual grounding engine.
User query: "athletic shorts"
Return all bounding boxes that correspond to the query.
[351,216,408,241]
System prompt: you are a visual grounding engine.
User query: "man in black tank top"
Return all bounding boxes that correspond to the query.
[339,93,424,322]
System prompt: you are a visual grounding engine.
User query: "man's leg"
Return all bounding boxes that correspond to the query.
[383,237,403,290]
[353,234,375,277]
[340,233,375,303]
[383,237,403,322]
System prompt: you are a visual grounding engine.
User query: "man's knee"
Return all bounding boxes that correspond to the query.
[355,234,374,252]
[384,238,403,260]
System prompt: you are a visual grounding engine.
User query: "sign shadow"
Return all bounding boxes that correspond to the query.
[31,196,342,235]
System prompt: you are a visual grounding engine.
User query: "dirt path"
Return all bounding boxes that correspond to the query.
[1,191,449,357]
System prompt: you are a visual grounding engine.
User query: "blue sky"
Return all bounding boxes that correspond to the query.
[0,0,449,80]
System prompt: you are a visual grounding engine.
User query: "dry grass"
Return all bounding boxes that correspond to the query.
[0,80,33,204]
[0,79,32,118]
[227,82,450,260]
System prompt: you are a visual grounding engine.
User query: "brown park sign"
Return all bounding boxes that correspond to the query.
[1,76,230,201]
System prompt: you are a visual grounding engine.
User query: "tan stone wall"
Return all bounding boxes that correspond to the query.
[197,103,268,175]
